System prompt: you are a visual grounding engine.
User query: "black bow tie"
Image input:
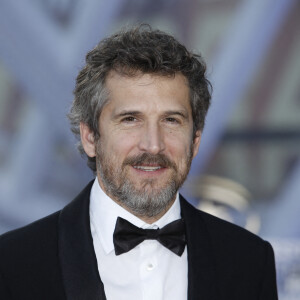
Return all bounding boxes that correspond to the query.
[113,217,186,256]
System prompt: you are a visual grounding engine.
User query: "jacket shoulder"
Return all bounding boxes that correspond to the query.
[181,196,265,246]
[181,196,274,275]
[0,210,60,251]
[0,211,66,299]
[200,208,264,245]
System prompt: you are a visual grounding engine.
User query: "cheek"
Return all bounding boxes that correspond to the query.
[106,132,140,157]
[166,135,193,160]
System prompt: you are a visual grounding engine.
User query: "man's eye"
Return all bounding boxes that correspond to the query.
[166,117,179,123]
[122,116,136,122]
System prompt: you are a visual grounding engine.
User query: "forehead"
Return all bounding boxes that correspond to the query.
[103,71,191,113]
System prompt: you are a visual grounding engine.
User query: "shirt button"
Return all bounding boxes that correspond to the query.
[147,263,154,271]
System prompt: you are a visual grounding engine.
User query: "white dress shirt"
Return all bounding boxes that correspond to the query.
[90,178,188,300]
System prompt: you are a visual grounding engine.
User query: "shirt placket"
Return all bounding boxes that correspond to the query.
[139,240,162,300]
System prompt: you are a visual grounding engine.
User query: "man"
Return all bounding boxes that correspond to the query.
[0,25,277,299]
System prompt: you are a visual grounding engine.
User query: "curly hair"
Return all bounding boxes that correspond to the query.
[68,24,212,173]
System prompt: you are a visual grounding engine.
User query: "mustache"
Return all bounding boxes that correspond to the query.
[123,153,177,169]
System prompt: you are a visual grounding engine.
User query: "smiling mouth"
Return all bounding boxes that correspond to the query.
[124,153,175,173]
[133,165,163,172]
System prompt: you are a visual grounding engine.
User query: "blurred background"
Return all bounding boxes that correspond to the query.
[0,0,299,298]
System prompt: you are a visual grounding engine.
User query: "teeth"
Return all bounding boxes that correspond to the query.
[134,166,162,171]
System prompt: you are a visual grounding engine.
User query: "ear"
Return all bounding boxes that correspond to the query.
[80,122,96,157]
[192,130,201,159]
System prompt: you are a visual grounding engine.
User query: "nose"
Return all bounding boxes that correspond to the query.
[138,123,165,154]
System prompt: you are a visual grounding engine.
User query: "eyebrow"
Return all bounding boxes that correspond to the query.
[113,111,142,119]
[113,109,189,119]
[162,110,189,119]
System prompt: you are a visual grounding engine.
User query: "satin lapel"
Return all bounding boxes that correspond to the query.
[180,196,219,300]
[58,181,106,300]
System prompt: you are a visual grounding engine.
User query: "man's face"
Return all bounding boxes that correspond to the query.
[82,71,201,219]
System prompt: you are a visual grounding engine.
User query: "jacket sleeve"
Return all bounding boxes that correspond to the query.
[259,241,278,300]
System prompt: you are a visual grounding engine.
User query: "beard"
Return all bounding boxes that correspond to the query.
[96,142,193,218]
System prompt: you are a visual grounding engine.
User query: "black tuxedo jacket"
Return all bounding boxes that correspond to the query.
[0,181,278,299]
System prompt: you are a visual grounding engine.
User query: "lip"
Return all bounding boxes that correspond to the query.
[131,165,167,176]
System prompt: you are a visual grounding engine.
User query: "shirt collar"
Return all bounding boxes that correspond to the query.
[89,178,181,254]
